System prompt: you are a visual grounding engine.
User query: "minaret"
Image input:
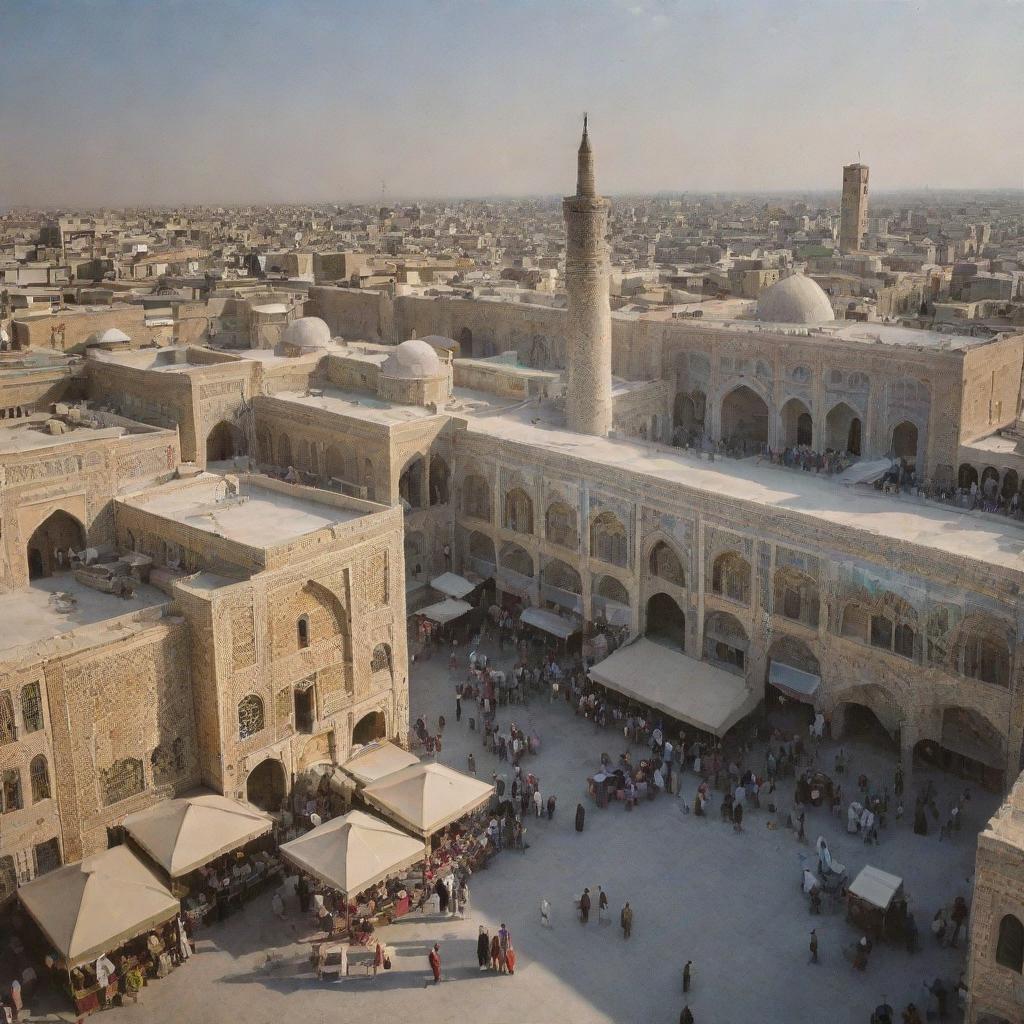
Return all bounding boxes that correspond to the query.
[563,116,613,437]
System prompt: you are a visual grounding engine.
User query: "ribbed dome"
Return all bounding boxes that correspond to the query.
[756,273,835,324]
[281,316,331,350]
[382,338,443,379]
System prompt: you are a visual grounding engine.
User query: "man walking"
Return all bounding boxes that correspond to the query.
[579,888,591,924]
[809,929,819,964]
[621,901,633,939]
[683,959,693,992]
[598,887,609,924]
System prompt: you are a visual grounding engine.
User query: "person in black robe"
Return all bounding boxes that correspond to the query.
[476,926,490,970]
[575,803,585,832]
[435,877,449,914]
[913,799,928,836]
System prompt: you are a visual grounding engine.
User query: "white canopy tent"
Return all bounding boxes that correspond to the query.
[430,572,477,600]
[361,762,494,839]
[279,809,424,896]
[18,845,179,968]
[341,740,420,787]
[588,638,758,737]
[520,607,578,640]
[122,794,274,878]
[848,865,903,911]
[768,660,821,703]
[420,598,473,624]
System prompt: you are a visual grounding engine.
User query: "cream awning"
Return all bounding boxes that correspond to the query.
[848,865,903,911]
[420,598,473,624]
[520,607,578,639]
[123,794,274,878]
[18,845,179,968]
[588,638,758,737]
[279,809,424,896]
[341,740,420,787]
[430,572,476,600]
[361,762,494,839]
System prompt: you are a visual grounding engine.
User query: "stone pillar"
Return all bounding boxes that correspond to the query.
[899,720,916,794]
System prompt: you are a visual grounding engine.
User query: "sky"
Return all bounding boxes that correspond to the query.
[1,0,1023,206]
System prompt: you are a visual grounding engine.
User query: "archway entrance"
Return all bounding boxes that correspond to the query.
[720,386,769,453]
[834,702,897,752]
[645,592,686,651]
[891,421,919,466]
[826,402,862,455]
[781,398,812,447]
[765,635,820,726]
[246,758,287,812]
[673,390,705,444]
[914,707,1005,790]
[457,327,474,358]
[27,510,86,580]
[206,420,245,462]
[958,463,978,489]
[353,711,386,746]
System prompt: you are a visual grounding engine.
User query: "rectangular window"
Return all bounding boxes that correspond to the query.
[34,838,61,876]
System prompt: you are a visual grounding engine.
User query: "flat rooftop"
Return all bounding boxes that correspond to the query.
[126,476,365,545]
[0,574,168,658]
[274,386,443,425]
[461,402,1024,573]
[0,415,131,455]
[694,316,997,351]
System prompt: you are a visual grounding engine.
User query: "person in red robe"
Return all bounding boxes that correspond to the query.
[428,943,441,984]
[505,942,517,975]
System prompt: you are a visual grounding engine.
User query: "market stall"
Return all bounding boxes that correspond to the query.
[420,598,474,625]
[341,740,420,788]
[588,637,759,738]
[846,865,909,942]
[279,809,425,937]
[17,845,181,1014]
[123,794,274,878]
[430,572,478,600]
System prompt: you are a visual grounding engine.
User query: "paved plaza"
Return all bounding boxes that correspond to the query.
[88,635,994,1024]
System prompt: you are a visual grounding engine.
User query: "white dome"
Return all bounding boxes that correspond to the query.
[756,274,835,324]
[382,338,443,379]
[282,316,331,350]
[93,327,132,344]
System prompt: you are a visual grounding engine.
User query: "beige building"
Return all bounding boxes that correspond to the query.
[840,162,869,254]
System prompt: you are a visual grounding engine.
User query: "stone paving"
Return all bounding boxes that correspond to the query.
[80,635,996,1024]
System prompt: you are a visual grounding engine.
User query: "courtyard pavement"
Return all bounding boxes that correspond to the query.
[42,636,996,1024]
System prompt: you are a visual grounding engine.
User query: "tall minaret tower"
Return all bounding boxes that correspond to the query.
[563,116,613,437]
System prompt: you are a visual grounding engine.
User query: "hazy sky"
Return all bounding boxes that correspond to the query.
[2,0,1022,206]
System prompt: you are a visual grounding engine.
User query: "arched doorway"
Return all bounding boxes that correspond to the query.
[833,689,898,751]
[245,758,287,812]
[1001,469,1018,501]
[781,398,812,447]
[645,592,686,651]
[980,466,1000,500]
[891,421,919,466]
[206,420,244,462]
[720,385,769,452]
[826,402,862,455]
[457,327,474,358]
[399,458,424,509]
[914,706,1006,790]
[958,463,979,489]
[429,456,450,506]
[353,711,386,746]
[27,510,86,580]
[673,390,705,443]
[765,635,820,723]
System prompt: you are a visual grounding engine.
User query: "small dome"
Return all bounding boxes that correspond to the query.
[382,338,443,379]
[281,316,331,350]
[756,273,835,324]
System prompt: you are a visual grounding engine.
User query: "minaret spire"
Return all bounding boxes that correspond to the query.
[576,113,595,197]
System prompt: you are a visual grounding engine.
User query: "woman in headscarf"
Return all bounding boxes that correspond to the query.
[575,802,585,832]
[477,926,490,971]
[489,932,502,971]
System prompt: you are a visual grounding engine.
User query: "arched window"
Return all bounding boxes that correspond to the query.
[371,643,392,676]
[773,568,819,628]
[504,488,533,534]
[590,511,628,567]
[870,613,893,650]
[0,692,15,744]
[462,474,491,520]
[894,622,915,659]
[711,552,751,605]
[996,914,1024,973]
[841,603,870,641]
[99,758,145,806]
[429,456,450,506]
[501,542,534,578]
[1,769,22,813]
[20,683,43,733]
[297,614,310,649]
[960,634,1010,687]
[238,695,265,740]
[545,502,578,549]
[30,755,50,802]
[649,541,685,588]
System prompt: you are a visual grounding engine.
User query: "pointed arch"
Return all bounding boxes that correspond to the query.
[648,539,686,588]
[499,541,534,578]
[545,500,578,549]
[590,510,628,567]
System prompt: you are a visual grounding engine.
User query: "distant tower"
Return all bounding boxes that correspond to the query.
[563,116,613,437]
[839,162,869,253]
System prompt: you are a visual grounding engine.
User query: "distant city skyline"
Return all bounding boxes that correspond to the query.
[2,0,1023,206]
